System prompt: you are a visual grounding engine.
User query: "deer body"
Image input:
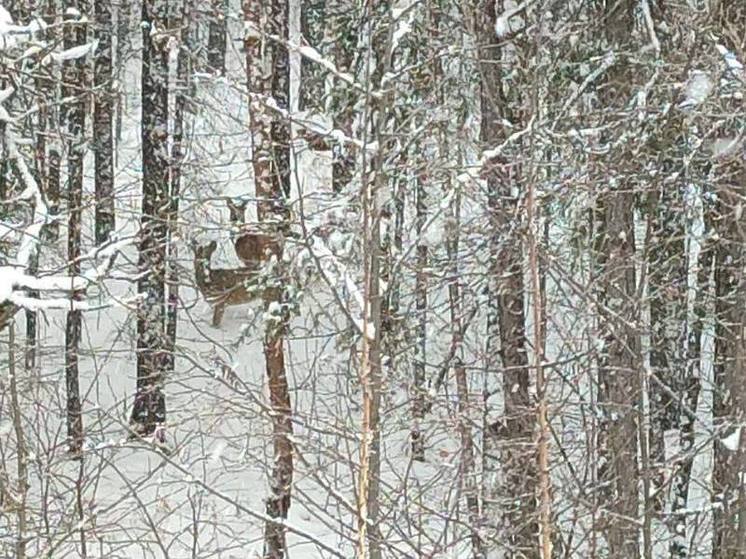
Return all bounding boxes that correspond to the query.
[192,240,259,327]
[227,199,282,266]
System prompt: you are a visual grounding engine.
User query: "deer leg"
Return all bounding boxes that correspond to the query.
[212,303,225,327]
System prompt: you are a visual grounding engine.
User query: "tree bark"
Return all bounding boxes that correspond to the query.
[93,0,116,245]
[477,1,537,555]
[299,0,326,112]
[8,323,28,559]
[588,2,643,556]
[411,174,427,460]
[711,133,746,559]
[326,0,355,193]
[165,0,186,381]
[245,0,295,556]
[131,0,169,437]
[62,0,88,456]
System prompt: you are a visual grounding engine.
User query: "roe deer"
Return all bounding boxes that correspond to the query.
[192,240,260,327]
[227,199,282,266]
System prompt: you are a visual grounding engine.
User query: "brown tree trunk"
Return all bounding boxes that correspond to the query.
[712,149,746,559]
[245,1,294,556]
[477,1,537,555]
[591,2,642,556]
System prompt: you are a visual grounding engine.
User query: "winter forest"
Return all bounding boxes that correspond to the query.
[1,0,746,557]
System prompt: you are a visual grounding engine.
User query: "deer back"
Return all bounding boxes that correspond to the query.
[234,231,282,267]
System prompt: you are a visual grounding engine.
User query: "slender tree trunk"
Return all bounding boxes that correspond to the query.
[24,252,37,373]
[595,191,640,558]
[165,0,186,379]
[63,1,88,456]
[47,146,61,242]
[357,158,383,559]
[27,0,55,372]
[245,1,294,556]
[9,323,28,559]
[355,5,396,556]
[131,0,169,437]
[477,1,537,555]
[527,148,552,559]
[447,189,484,557]
[93,0,115,245]
[411,174,427,460]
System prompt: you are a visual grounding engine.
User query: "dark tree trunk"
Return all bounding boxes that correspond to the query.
[62,0,88,456]
[24,250,37,373]
[447,190,484,557]
[299,0,326,112]
[131,0,170,437]
[327,0,355,193]
[164,0,186,380]
[207,0,227,74]
[411,175,427,460]
[93,0,115,245]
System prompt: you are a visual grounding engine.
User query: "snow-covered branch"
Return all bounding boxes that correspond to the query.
[0,105,52,272]
[0,238,133,330]
[248,91,375,153]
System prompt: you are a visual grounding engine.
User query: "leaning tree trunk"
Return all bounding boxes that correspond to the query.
[62,1,88,456]
[476,1,537,556]
[93,0,115,245]
[245,1,294,557]
[131,0,170,437]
